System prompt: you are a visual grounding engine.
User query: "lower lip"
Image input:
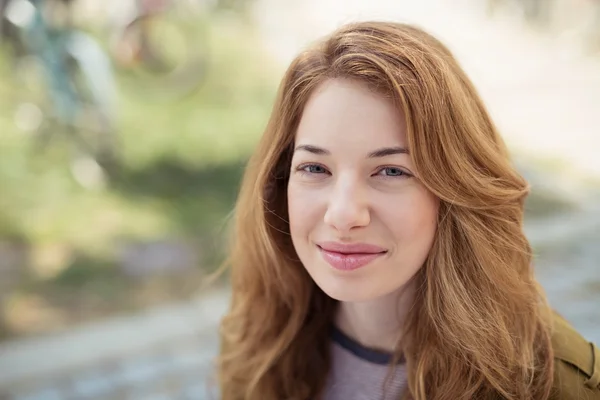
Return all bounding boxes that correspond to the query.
[318,247,386,271]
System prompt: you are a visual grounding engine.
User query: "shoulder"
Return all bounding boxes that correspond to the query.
[549,311,600,400]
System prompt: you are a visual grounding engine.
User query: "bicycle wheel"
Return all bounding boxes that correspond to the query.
[114,2,209,102]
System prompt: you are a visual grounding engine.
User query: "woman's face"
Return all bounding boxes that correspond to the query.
[287,78,439,302]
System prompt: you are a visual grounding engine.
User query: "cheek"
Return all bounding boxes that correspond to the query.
[382,189,438,241]
[287,184,321,240]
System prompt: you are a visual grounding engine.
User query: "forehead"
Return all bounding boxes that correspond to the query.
[296,78,407,147]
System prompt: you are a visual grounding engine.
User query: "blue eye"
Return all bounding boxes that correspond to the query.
[378,167,407,177]
[301,164,328,174]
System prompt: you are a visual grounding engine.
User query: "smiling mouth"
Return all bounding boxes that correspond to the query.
[317,245,387,271]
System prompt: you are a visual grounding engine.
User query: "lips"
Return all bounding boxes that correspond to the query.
[317,241,387,271]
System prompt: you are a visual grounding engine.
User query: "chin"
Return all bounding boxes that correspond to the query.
[314,277,383,303]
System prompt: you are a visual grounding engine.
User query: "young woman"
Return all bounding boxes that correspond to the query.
[217,21,600,400]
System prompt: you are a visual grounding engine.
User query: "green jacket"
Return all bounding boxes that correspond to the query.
[399,312,599,399]
[550,312,600,399]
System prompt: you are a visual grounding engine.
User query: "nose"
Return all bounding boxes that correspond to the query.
[323,177,370,233]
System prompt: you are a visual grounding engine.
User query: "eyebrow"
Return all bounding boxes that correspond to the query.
[294,144,409,157]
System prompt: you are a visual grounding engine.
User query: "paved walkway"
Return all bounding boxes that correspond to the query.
[0,289,228,399]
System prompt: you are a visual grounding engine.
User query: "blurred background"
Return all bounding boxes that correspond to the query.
[0,0,598,398]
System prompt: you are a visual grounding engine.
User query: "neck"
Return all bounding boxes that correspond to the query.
[333,279,416,352]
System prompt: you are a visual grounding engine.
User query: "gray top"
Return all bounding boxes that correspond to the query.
[323,326,408,400]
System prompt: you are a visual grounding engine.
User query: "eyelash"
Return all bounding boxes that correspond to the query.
[295,163,413,179]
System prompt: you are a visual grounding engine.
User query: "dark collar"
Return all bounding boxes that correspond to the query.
[331,325,405,365]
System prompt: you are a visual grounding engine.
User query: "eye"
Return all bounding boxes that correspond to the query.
[298,164,329,174]
[375,167,410,178]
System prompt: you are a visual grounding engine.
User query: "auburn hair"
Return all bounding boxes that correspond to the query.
[217,21,554,400]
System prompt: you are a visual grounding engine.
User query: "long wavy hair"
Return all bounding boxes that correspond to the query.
[218,21,554,400]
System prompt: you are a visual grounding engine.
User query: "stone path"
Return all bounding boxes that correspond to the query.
[0,290,227,399]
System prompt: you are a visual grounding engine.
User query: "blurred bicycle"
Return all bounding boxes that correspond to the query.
[108,0,211,102]
[1,0,119,187]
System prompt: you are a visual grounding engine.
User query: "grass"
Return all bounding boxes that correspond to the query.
[0,15,278,339]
